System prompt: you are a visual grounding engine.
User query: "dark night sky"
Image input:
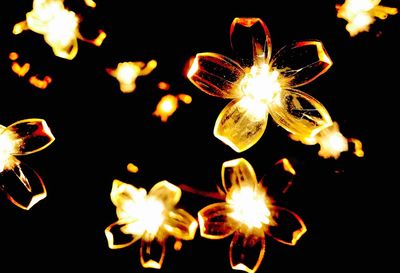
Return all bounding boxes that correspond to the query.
[0,0,395,272]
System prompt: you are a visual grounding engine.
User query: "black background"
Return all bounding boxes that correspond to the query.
[0,0,394,272]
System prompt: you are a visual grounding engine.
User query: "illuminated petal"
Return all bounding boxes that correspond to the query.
[5,118,55,156]
[164,208,198,240]
[49,36,78,60]
[0,163,46,210]
[271,41,332,87]
[221,158,258,193]
[269,88,333,139]
[198,202,239,239]
[214,98,268,153]
[104,219,141,249]
[148,180,182,208]
[110,179,147,210]
[267,206,307,246]
[230,229,265,273]
[261,158,296,196]
[187,52,245,98]
[230,17,272,67]
[140,237,166,269]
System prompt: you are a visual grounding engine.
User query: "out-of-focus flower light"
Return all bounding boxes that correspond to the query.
[29,75,52,89]
[13,0,106,60]
[153,93,192,122]
[336,0,398,36]
[106,60,157,93]
[188,17,333,152]
[198,158,306,273]
[105,179,198,269]
[0,118,55,210]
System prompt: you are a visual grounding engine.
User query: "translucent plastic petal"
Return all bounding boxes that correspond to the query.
[104,219,141,249]
[148,180,182,208]
[221,158,258,193]
[214,98,269,153]
[0,163,47,210]
[271,41,332,87]
[230,229,265,273]
[110,179,147,210]
[198,202,239,239]
[187,52,245,98]
[140,237,166,269]
[267,206,307,246]
[269,88,333,139]
[261,158,296,197]
[164,208,198,240]
[230,17,272,67]
[5,118,55,156]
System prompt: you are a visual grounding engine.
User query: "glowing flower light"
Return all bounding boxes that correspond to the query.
[290,121,364,159]
[198,158,306,273]
[188,17,333,152]
[0,118,55,210]
[106,60,157,93]
[105,179,198,269]
[153,94,192,122]
[13,0,106,60]
[29,75,52,89]
[336,0,398,36]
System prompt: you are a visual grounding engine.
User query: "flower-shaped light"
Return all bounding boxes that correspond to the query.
[198,158,306,273]
[153,94,192,122]
[188,17,333,152]
[105,179,198,269]
[106,60,157,93]
[13,0,106,60]
[336,0,398,36]
[0,118,55,210]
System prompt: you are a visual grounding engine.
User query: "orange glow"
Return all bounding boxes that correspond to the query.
[11,62,30,77]
[9,52,19,61]
[275,158,296,176]
[127,163,139,173]
[84,0,96,8]
[29,75,52,89]
[153,94,192,122]
[107,60,157,93]
[348,138,364,157]
[336,0,398,36]
[157,81,171,91]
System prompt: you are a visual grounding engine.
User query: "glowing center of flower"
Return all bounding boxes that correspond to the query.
[116,63,141,84]
[227,185,271,229]
[241,63,281,104]
[140,197,165,236]
[0,131,19,172]
[45,10,78,47]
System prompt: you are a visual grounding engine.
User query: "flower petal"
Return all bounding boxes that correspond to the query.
[149,180,181,208]
[164,208,198,240]
[214,98,268,153]
[267,205,307,246]
[230,229,266,273]
[230,17,272,67]
[110,179,147,213]
[221,158,258,193]
[0,162,47,210]
[271,40,332,87]
[269,88,333,140]
[4,118,55,156]
[198,202,239,239]
[140,237,166,269]
[104,219,142,249]
[187,52,245,98]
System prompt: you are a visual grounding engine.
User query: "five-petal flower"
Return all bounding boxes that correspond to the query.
[198,158,306,273]
[0,118,55,210]
[188,17,333,152]
[105,179,198,269]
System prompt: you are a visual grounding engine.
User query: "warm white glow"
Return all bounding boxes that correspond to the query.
[316,123,349,159]
[44,9,78,48]
[227,185,271,229]
[0,130,20,172]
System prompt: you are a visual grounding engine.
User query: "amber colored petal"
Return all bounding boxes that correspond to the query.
[230,229,266,273]
[214,98,269,153]
[104,219,142,249]
[230,17,272,67]
[260,158,296,197]
[198,202,239,239]
[271,40,332,87]
[267,205,307,246]
[269,88,333,139]
[221,158,258,193]
[0,162,47,210]
[187,52,245,98]
[110,179,147,211]
[148,180,182,208]
[164,208,198,240]
[140,237,166,269]
[5,118,55,156]
[48,36,79,60]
